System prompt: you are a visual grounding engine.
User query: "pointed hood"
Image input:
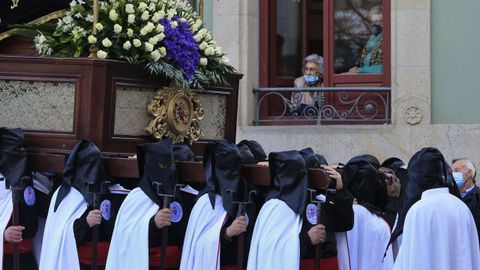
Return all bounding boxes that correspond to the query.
[55,140,106,211]
[299,147,328,168]
[0,128,32,189]
[201,140,246,218]
[173,143,196,161]
[237,140,267,164]
[389,147,460,245]
[342,155,387,215]
[266,150,307,215]
[137,139,176,206]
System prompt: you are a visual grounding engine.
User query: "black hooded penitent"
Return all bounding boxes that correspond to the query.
[342,155,387,216]
[266,150,307,215]
[201,140,246,218]
[389,147,460,245]
[54,140,106,211]
[0,128,32,189]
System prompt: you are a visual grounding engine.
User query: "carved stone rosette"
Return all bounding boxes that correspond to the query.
[145,85,204,144]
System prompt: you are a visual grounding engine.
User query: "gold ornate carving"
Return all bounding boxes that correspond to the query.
[0,9,66,41]
[146,85,204,144]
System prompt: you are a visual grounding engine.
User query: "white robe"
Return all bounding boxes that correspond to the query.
[336,204,394,270]
[180,193,227,270]
[0,179,13,270]
[393,187,480,270]
[39,187,88,270]
[247,199,303,270]
[105,187,159,270]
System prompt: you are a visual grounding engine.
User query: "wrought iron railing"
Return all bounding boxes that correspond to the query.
[253,87,391,125]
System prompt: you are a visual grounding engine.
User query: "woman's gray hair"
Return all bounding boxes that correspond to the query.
[303,54,324,74]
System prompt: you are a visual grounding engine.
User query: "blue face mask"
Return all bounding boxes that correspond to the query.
[304,75,319,84]
[453,172,466,188]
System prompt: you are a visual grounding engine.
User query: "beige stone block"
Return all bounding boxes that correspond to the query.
[394,0,430,11]
[396,10,430,67]
[394,67,430,102]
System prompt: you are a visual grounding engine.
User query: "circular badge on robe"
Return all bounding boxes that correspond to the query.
[170,201,183,223]
[306,203,318,225]
[236,212,250,226]
[100,200,112,221]
[23,186,35,206]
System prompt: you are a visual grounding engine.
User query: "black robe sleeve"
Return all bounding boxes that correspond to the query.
[15,185,39,239]
[300,188,354,259]
[74,193,126,245]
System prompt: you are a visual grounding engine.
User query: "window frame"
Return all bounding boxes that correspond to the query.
[259,0,391,90]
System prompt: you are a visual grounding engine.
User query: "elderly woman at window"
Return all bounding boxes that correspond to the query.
[289,54,324,115]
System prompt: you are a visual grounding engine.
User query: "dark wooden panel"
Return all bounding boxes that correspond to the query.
[0,55,242,159]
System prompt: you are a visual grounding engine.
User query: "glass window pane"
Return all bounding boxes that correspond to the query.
[306,0,323,61]
[276,0,304,77]
[334,0,383,74]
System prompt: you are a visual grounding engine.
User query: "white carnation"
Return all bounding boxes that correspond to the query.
[157,33,165,41]
[193,33,202,43]
[95,23,103,31]
[133,39,142,47]
[125,4,135,14]
[204,46,215,56]
[148,36,159,45]
[171,21,178,28]
[113,24,122,33]
[167,9,176,19]
[199,57,208,66]
[109,9,118,21]
[87,35,97,44]
[141,11,150,21]
[102,38,112,48]
[199,41,208,50]
[97,50,108,59]
[156,24,164,32]
[127,28,134,37]
[128,14,136,24]
[159,47,166,56]
[138,2,148,11]
[151,50,161,61]
[151,12,162,22]
[215,46,223,55]
[123,41,132,50]
[144,42,154,52]
[221,56,230,64]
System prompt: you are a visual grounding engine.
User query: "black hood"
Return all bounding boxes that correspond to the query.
[137,139,176,206]
[201,140,246,218]
[0,128,31,189]
[389,147,460,245]
[237,140,267,163]
[381,157,405,170]
[266,150,307,215]
[173,143,196,162]
[55,140,106,211]
[299,147,328,168]
[343,155,387,215]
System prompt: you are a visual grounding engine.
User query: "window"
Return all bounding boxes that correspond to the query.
[259,0,391,123]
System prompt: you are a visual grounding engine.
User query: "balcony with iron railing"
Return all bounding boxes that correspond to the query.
[253,87,391,125]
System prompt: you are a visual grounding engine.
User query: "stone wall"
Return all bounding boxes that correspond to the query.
[212,0,480,168]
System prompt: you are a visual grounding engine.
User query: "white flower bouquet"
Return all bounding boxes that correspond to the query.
[19,0,235,89]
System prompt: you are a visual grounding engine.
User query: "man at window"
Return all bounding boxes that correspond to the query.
[349,6,383,74]
[290,54,323,115]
